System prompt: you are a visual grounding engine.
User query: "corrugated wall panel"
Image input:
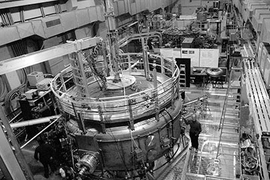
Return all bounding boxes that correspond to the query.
[76,8,90,27]
[96,6,105,21]
[60,4,67,12]
[140,0,146,12]
[60,11,77,31]
[118,1,125,16]
[17,22,34,38]
[131,3,137,15]
[0,27,20,46]
[42,15,63,38]
[136,0,141,13]
[23,5,42,21]
[162,0,167,7]
[156,0,162,10]
[124,0,129,14]
[113,2,119,16]
[32,20,46,38]
[77,0,95,9]
[88,6,98,22]
[148,0,154,11]
[50,58,65,75]
[10,7,21,23]
[0,46,12,62]
[145,0,150,10]
[43,2,57,16]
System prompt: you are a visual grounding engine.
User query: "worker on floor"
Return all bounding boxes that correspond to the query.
[183,112,202,152]
[34,139,56,178]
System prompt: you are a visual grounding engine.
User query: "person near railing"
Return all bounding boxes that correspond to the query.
[183,112,202,153]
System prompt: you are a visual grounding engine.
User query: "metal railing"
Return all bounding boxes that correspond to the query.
[51,53,180,123]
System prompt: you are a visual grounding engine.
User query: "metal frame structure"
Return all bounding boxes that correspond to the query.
[0,37,102,180]
[244,59,270,180]
[0,37,102,76]
[0,107,32,180]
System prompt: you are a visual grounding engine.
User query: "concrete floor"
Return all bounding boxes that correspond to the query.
[22,141,62,180]
[185,83,240,180]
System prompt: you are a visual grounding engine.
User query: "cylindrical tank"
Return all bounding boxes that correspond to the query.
[51,51,183,174]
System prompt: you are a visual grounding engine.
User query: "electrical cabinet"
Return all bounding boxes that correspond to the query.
[19,90,56,120]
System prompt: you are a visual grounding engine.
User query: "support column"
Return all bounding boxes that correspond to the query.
[142,37,150,80]
[0,107,33,180]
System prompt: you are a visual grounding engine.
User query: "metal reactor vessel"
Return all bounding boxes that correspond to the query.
[50,0,183,179]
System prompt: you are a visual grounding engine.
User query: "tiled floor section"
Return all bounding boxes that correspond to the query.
[157,82,241,179]
[184,84,240,180]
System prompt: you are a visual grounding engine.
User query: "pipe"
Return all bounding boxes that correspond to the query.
[182,95,208,107]
[20,116,61,149]
[10,115,61,128]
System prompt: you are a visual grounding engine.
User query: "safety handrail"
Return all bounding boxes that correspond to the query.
[216,66,241,159]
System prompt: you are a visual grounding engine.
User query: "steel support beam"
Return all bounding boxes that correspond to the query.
[10,115,61,128]
[0,37,102,75]
[0,107,33,180]
[0,125,27,180]
[244,60,270,180]
[0,0,57,9]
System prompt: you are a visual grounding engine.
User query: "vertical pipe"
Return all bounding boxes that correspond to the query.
[142,37,150,80]
[60,73,67,92]
[161,56,165,74]
[58,4,62,13]
[54,4,59,14]
[102,42,109,76]
[77,113,86,134]
[171,61,175,108]
[128,55,131,74]
[20,7,25,23]
[153,61,159,121]
[7,11,14,25]
[40,5,45,18]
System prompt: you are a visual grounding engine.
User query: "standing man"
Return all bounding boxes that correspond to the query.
[34,139,56,178]
[183,113,202,152]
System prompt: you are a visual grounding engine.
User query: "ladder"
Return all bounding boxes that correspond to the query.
[216,66,242,158]
[179,64,186,88]
[70,52,90,97]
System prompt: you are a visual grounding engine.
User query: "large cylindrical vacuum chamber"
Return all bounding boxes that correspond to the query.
[51,51,183,177]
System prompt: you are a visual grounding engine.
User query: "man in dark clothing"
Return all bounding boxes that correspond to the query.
[34,139,56,178]
[184,113,202,152]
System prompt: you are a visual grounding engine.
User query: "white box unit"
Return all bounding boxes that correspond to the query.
[27,71,44,86]
[25,89,38,100]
